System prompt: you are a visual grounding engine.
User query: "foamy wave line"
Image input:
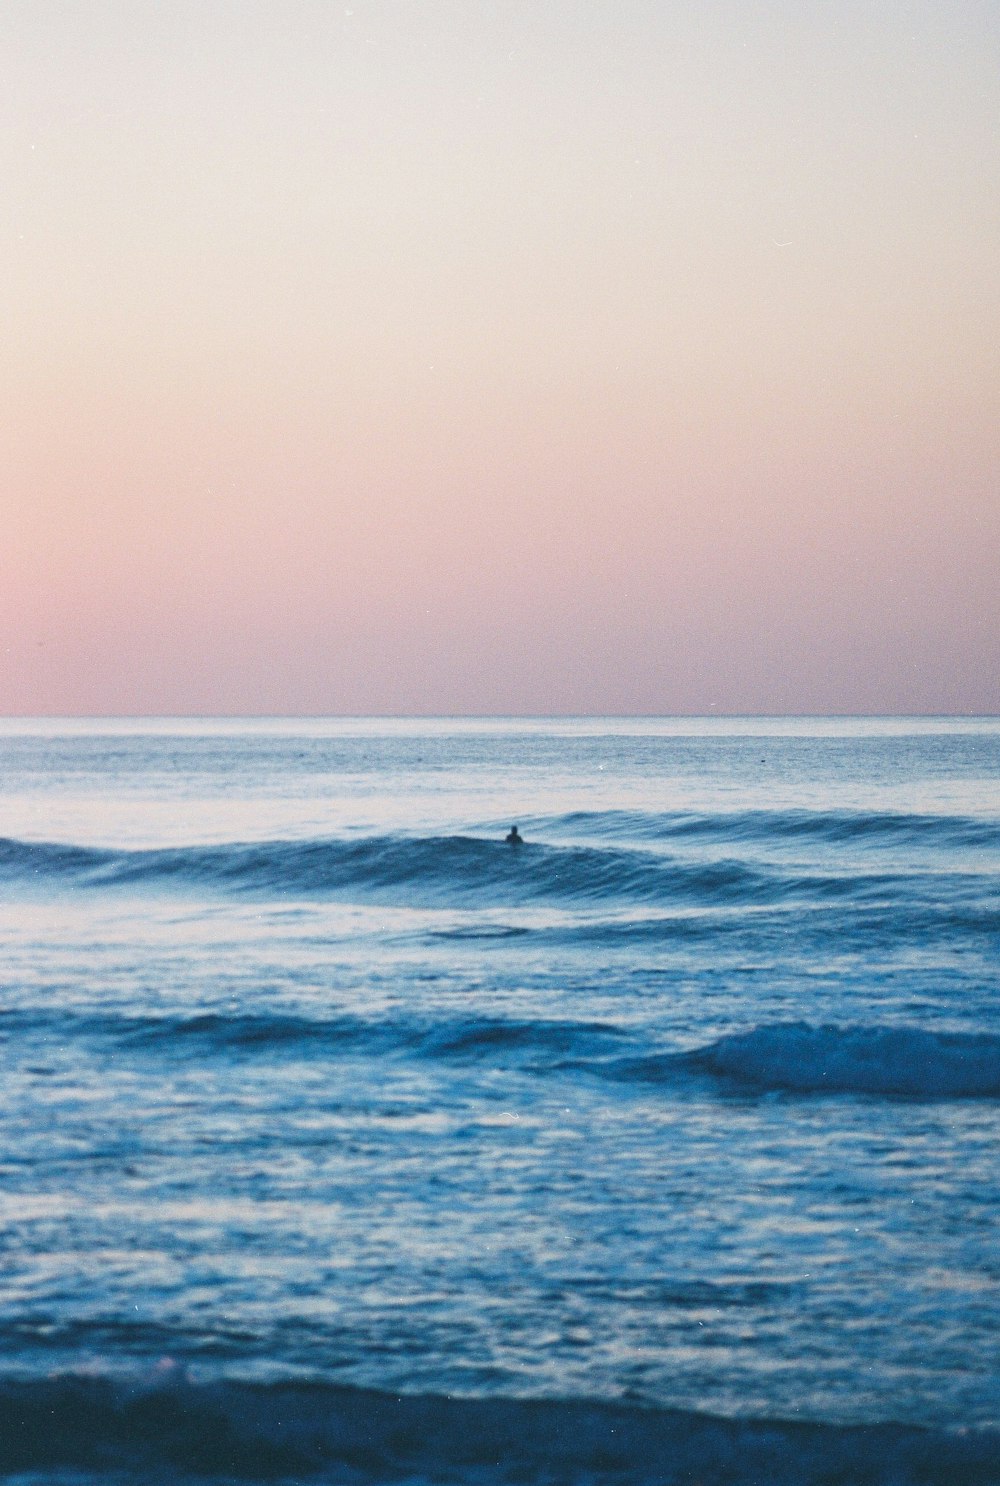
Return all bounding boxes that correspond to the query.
[0,1373,995,1485]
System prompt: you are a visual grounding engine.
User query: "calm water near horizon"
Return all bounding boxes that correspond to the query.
[1,716,998,1483]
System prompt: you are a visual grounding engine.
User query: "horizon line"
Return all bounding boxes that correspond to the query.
[2,711,998,723]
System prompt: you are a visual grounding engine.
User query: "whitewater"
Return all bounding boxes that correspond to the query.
[1,715,998,1484]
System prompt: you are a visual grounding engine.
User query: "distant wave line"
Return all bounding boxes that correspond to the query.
[542,807,1000,848]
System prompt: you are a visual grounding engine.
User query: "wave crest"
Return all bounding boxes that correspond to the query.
[551,807,999,848]
[0,833,774,908]
[687,1022,1000,1099]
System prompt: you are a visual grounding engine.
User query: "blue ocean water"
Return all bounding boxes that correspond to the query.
[1,715,998,1485]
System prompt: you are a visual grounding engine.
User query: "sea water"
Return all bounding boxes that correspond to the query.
[0,715,997,1484]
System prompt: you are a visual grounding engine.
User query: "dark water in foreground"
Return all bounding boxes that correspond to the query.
[1,716,998,1484]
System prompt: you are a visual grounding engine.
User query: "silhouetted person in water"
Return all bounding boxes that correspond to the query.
[505,825,523,845]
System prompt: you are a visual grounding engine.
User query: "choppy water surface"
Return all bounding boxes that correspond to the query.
[1,716,998,1484]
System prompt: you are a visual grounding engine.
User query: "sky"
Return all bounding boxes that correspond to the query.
[2,0,997,715]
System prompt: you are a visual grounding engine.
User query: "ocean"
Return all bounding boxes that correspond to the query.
[1,715,998,1485]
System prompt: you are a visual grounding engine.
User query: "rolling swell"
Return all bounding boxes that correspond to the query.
[12,1006,998,1101]
[0,831,953,909]
[0,832,769,906]
[0,1373,996,1486]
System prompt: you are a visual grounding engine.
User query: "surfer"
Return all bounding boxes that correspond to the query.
[505,824,523,846]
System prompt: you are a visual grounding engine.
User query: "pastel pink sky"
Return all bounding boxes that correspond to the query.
[3,0,998,714]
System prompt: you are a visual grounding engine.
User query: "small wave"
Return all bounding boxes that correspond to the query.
[430,923,534,940]
[0,1007,375,1056]
[0,836,113,876]
[127,1010,367,1052]
[3,1006,625,1068]
[686,1022,1000,1100]
[0,1373,995,1485]
[423,1017,623,1061]
[550,807,999,849]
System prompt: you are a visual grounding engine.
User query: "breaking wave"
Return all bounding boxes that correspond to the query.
[681,1022,1000,1099]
